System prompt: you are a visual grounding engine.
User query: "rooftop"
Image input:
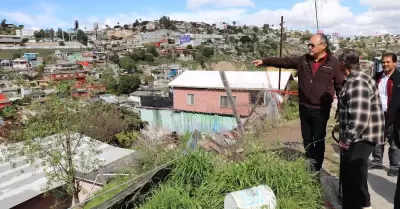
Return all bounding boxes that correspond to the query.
[0,133,135,208]
[168,70,293,90]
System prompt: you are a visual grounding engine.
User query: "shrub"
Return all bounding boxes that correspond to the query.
[280,99,299,121]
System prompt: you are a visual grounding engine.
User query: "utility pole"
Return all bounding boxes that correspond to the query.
[278,16,284,90]
[314,0,319,32]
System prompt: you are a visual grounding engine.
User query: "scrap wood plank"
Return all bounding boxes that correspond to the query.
[219,71,245,135]
[91,162,173,209]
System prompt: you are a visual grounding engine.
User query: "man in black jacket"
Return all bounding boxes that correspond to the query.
[252,33,345,172]
[370,53,400,177]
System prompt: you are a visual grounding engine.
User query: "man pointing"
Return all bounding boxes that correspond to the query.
[252,33,345,172]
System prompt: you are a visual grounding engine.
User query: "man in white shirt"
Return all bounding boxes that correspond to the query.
[370,53,400,177]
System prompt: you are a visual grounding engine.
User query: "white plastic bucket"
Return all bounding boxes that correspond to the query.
[224,185,277,209]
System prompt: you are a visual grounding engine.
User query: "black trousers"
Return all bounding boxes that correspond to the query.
[395,169,400,208]
[342,141,375,209]
[299,105,330,171]
[371,113,400,170]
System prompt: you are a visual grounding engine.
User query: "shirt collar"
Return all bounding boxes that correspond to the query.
[383,69,395,78]
[313,53,328,63]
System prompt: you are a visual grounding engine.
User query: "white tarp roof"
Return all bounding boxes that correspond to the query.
[0,134,135,209]
[168,71,293,90]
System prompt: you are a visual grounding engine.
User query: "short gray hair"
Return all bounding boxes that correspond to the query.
[339,48,361,71]
[315,33,330,52]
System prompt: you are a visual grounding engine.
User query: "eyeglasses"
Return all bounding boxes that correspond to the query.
[307,43,323,48]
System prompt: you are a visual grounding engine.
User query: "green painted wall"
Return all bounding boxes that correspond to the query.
[138,108,237,134]
[66,52,83,63]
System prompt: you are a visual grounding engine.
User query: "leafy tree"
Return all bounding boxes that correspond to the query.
[34,29,45,39]
[99,69,118,93]
[240,35,252,44]
[56,28,63,39]
[300,34,312,43]
[143,75,155,85]
[253,27,259,33]
[117,75,141,94]
[76,29,88,45]
[22,38,29,43]
[262,24,269,33]
[119,57,136,71]
[36,64,46,77]
[195,53,207,69]
[338,40,348,49]
[201,47,214,58]
[115,131,140,148]
[56,80,74,98]
[123,24,130,30]
[145,54,155,62]
[159,16,172,29]
[1,97,103,205]
[49,28,55,42]
[109,54,120,64]
[133,20,140,28]
[80,102,146,146]
[187,45,193,50]
[1,19,6,29]
[129,49,147,62]
[0,106,18,121]
[146,45,159,57]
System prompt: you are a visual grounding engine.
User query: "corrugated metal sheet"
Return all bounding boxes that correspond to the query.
[168,71,293,90]
[0,134,135,208]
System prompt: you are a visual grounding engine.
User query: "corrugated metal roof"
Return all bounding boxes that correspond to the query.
[168,71,293,90]
[0,134,135,208]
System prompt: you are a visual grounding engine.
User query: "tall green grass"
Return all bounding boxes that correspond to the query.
[139,150,323,209]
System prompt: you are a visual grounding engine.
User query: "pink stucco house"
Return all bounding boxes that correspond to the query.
[168,71,293,117]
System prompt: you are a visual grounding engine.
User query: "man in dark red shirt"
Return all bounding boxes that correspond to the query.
[252,34,345,172]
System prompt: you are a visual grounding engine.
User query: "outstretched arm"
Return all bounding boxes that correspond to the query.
[252,56,301,69]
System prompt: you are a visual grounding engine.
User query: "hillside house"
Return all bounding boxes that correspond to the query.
[168,71,293,117]
[0,134,135,209]
[0,93,12,108]
[71,83,106,98]
[0,35,22,45]
[45,70,87,83]
[12,58,29,70]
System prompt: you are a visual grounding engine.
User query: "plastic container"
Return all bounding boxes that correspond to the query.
[224,185,277,209]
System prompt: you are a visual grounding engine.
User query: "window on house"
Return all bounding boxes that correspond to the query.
[56,74,61,78]
[220,95,236,108]
[187,94,195,105]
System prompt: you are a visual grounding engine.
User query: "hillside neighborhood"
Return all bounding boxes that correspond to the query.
[0,4,399,208]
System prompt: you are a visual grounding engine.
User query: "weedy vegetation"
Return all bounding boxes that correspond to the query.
[137,150,323,209]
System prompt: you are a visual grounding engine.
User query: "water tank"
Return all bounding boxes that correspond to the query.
[224,185,277,209]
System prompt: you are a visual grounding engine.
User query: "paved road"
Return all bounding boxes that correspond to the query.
[368,145,396,209]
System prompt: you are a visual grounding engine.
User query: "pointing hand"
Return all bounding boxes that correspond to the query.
[252,60,263,67]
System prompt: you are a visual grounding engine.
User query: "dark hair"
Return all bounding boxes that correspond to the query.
[382,52,398,62]
[315,33,330,52]
[339,48,360,70]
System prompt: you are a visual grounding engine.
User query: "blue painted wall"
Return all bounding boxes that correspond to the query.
[138,108,238,134]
